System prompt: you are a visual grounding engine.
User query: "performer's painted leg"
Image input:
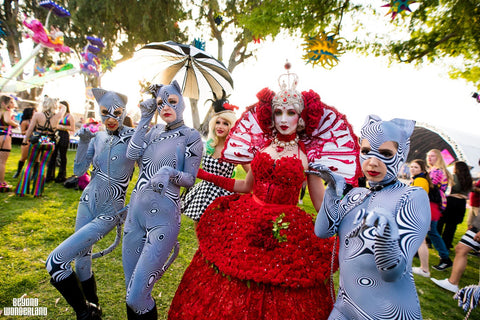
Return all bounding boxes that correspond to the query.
[123,196,180,318]
[46,204,119,319]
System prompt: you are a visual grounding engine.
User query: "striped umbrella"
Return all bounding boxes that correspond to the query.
[137,41,234,100]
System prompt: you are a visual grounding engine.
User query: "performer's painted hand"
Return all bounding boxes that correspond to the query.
[139,98,156,120]
[150,166,176,195]
[307,162,346,197]
[364,207,399,240]
[75,126,96,142]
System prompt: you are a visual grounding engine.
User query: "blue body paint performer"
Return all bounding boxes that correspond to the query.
[46,89,135,320]
[123,81,203,319]
[310,115,430,320]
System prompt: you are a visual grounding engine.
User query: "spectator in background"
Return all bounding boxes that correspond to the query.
[46,101,75,183]
[13,107,36,178]
[467,162,480,231]
[437,161,472,251]
[410,159,451,277]
[16,97,65,197]
[0,95,19,190]
[75,116,85,131]
[426,149,454,271]
[431,163,480,292]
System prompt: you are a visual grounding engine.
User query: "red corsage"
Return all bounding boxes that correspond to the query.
[301,90,324,135]
[255,88,275,134]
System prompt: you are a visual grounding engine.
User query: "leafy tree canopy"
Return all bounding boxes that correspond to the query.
[64,0,189,63]
[237,0,480,89]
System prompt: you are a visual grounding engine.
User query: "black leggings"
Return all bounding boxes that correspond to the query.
[47,131,69,179]
[437,196,467,249]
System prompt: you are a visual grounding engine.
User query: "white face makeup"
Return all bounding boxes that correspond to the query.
[273,105,299,136]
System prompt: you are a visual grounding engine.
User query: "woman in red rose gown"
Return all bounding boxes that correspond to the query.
[168,71,361,320]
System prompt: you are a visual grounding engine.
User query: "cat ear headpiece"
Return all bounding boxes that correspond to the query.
[92,88,128,128]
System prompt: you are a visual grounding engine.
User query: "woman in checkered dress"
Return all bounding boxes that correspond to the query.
[182,107,248,222]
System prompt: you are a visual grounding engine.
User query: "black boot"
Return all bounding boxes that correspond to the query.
[81,274,101,315]
[126,304,138,320]
[13,161,24,179]
[45,165,55,183]
[126,303,157,320]
[50,273,102,320]
[55,173,67,183]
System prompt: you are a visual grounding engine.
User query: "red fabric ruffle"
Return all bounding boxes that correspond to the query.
[168,251,334,320]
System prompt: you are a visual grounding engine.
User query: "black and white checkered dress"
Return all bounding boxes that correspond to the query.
[181,154,235,221]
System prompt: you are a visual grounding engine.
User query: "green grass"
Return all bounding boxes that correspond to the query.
[1,145,479,319]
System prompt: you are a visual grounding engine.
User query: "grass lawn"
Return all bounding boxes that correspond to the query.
[1,144,479,319]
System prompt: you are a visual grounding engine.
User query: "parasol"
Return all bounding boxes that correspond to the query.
[137,41,234,100]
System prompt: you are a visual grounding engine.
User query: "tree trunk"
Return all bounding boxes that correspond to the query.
[198,106,214,137]
[189,98,200,130]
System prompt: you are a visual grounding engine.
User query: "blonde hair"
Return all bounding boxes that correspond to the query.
[41,97,58,114]
[207,111,237,148]
[427,149,453,184]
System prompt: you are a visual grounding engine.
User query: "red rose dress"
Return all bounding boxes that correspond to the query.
[168,151,338,320]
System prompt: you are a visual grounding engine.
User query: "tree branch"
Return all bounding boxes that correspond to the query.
[403,32,457,63]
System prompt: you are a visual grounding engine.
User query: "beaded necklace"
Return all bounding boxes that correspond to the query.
[272,132,299,155]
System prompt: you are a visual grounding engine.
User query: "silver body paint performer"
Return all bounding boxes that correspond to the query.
[310,115,430,320]
[46,89,135,320]
[123,81,203,319]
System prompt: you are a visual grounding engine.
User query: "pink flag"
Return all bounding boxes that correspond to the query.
[441,149,455,165]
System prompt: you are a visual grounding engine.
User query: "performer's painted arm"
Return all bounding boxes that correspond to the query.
[73,127,95,176]
[150,130,204,194]
[308,163,347,238]
[127,98,155,161]
[366,188,430,282]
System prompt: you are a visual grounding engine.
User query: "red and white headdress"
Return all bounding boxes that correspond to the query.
[221,65,362,185]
